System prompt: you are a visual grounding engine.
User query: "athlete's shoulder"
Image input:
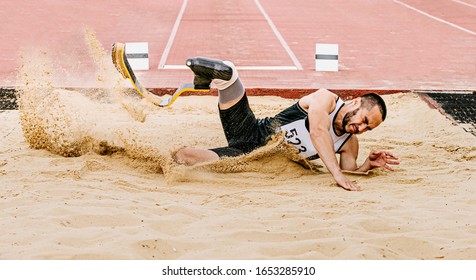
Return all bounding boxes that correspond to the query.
[299,89,338,112]
[304,88,337,99]
[316,88,338,98]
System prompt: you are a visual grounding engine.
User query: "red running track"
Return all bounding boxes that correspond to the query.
[1,0,475,96]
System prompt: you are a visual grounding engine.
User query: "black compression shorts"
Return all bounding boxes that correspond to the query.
[210,94,273,157]
[210,93,308,158]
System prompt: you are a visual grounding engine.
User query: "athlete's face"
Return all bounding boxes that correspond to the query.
[342,105,383,134]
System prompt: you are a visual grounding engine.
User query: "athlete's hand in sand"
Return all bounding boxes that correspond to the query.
[334,172,361,191]
[368,150,400,171]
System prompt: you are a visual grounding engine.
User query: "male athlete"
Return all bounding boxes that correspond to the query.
[171,57,400,191]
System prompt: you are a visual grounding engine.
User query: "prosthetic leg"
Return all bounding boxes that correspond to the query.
[158,57,235,107]
[111,42,163,106]
[112,43,234,107]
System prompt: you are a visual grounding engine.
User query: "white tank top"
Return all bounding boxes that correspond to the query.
[279,98,351,162]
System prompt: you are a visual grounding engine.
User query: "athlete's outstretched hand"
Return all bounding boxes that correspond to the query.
[368,150,400,171]
[334,172,361,191]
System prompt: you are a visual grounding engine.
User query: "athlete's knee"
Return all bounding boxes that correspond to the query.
[173,147,219,165]
[216,61,244,104]
[173,147,195,165]
[218,77,244,105]
[213,60,239,91]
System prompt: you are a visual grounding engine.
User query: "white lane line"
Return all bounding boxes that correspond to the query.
[160,0,301,71]
[253,0,303,70]
[163,65,299,70]
[394,0,476,35]
[158,0,189,69]
[452,0,476,9]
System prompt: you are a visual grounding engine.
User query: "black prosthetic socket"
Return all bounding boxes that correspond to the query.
[186,57,233,89]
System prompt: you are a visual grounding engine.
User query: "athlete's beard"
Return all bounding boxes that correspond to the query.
[342,108,359,134]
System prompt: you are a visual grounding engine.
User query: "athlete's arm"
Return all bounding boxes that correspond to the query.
[339,135,360,171]
[340,138,400,172]
[303,89,360,191]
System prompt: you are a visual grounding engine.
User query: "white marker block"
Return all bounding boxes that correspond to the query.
[125,42,149,70]
[315,44,339,72]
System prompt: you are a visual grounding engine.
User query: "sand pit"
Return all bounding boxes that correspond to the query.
[1,34,475,260]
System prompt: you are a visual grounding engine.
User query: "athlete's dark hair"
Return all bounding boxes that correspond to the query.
[360,93,387,121]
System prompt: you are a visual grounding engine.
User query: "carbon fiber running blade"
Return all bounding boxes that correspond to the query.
[159,83,210,107]
[111,42,162,106]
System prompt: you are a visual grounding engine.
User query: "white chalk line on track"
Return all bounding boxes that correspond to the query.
[452,0,476,9]
[394,0,476,36]
[253,0,303,70]
[158,0,188,69]
[159,0,302,70]
[163,65,299,70]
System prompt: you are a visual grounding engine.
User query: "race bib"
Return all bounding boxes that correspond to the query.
[280,119,317,158]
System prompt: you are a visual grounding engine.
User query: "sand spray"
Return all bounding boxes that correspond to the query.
[16,29,312,182]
